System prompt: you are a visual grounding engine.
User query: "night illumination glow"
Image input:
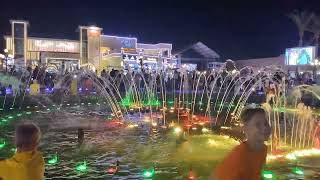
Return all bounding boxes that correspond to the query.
[48,154,59,165]
[76,161,87,172]
[262,170,275,179]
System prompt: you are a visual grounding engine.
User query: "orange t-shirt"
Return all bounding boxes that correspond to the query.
[214,142,267,180]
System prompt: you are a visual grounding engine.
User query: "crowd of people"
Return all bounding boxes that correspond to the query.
[0,64,318,99]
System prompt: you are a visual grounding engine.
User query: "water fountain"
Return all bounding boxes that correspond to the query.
[0,61,320,179]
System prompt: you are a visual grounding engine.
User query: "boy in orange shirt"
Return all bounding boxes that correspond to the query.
[0,123,45,180]
[211,107,271,180]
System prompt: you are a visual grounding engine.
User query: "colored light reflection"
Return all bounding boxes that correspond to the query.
[285,154,297,160]
[76,161,87,172]
[142,168,155,178]
[202,128,209,133]
[48,154,59,165]
[0,140,6,149]
[128,124,138,128]
[208,139,216,146]
[26,112,32,115]
[174,127,182,134]
[262,170,274,179]
[292,167,304,175]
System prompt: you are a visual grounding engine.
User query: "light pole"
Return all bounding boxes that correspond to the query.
[0,49,14,73]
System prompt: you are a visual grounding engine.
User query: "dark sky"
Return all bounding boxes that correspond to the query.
[0,0,320,60]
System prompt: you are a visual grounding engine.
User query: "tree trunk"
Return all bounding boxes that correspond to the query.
[315,33,319,50]
[299,31,304,47]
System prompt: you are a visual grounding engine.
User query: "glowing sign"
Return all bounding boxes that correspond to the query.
[121,39,135,48]
[285,46,316,65]
[30,39,79,53]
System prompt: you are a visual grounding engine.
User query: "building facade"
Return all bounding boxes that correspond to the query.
[4,20,178,73]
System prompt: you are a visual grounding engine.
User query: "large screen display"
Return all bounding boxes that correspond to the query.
[285,46,316,65]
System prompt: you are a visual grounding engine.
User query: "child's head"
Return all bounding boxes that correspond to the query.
[15,123,41,151]
[240,108,271,143]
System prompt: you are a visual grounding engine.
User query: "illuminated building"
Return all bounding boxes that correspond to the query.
[4,20,178,73]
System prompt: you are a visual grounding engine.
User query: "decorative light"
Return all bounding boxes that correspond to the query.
[262,170,275,179]
[128,124,137,128]
[292,167,304,175]
[285,154,297,160]
[76,161,87,172]
[199,122,205,125]
[48,154,59,165]
[152,122,157,127]
[26,112,32,115]
[142,167,155,178]
[192,127,197,130]
[174,127,182,134]
[11,148,17,153]
[0,140,6,149]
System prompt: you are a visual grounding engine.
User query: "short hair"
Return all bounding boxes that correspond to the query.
[15,123,41,149]
[240,108,266,124]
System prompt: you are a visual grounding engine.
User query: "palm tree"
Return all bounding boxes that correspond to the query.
[307,15,320,48]
[287,10,315,46]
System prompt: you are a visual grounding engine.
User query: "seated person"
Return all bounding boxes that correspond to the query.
[0,123,45,180]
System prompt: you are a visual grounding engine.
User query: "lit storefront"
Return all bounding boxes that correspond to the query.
[3,20,178,73]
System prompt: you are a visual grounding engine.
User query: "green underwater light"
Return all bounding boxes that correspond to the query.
[48,154,59,165]
[262,170,275,179]
[76,161,87,172]
[0,140,6,149]
[143,167,155,178]
[292,167,304,175]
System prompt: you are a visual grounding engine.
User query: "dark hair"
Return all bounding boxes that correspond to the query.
[15,123,41,149]
[240,108,266,124]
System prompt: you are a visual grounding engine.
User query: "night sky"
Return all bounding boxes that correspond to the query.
[0,0,319,60]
